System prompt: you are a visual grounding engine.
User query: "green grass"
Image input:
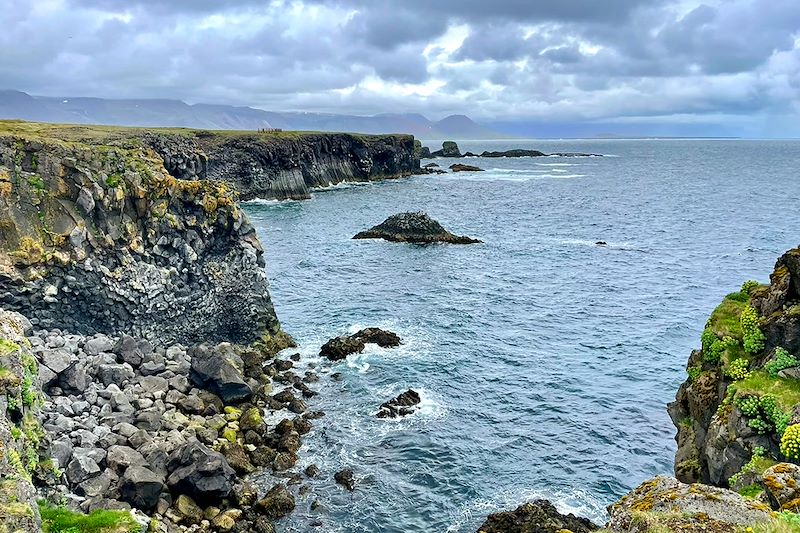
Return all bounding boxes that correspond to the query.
[736,371,800,412]
[707,296,747,340]
[38,501,140,533]
[738,484,764,498]
[0,119,411,149]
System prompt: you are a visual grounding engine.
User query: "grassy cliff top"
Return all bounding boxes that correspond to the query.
[0,120,413,148]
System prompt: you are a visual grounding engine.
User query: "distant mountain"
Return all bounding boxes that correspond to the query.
[0,90,505,139]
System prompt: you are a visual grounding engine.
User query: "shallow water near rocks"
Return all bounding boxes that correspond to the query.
[243,139,800,532]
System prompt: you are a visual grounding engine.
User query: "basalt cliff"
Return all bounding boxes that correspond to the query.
[670,247,800,493]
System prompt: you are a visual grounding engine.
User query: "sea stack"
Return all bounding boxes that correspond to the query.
[353,212,482,244]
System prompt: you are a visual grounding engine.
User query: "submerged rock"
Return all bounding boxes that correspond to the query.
[334,468,356,491]
[480,149,547,158]
[449,164,485,172]
[320,328,402,361]
[476,499,598,533]
[377,389,421,418]
[353,212,481,245]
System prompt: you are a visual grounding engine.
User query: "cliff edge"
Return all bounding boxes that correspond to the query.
[0,120,280,346]
[670,246,800,493]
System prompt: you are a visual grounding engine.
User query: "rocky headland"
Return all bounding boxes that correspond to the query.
[0,120,355,533]
[353,212,482,244]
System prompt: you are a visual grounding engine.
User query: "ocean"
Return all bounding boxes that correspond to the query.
[242,139,800,532]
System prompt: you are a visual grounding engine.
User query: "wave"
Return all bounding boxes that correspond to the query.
[447,486,608,532]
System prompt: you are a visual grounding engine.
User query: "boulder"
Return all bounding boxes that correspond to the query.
[66,455,100,484]
[607,476,772,531]
[119,466,165,511]
[189,344,252,403]
[353,212,481,245]
[255,484,295,520]
[377,389,421,418]
[221,442,255,475]
[167,440,236,504]
[334,468,355,491]
[173,494,204,525]
[762,463,800,511]
[354,328,401,348]
[319,335,365,361]
[449,164,485,172]
[106,445,147,473]
[476,499,598,533]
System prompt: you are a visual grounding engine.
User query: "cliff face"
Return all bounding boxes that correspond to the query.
[147,130,418,201]
[669,246,800,489]
[0,121,280,346]
[0,309,47,533]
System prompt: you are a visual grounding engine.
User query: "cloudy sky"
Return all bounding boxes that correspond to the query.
[2,0,800,136]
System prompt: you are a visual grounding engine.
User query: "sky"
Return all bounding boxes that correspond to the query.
[1,0,800,137]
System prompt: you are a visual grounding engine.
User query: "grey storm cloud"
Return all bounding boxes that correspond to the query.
[0,0,799,135]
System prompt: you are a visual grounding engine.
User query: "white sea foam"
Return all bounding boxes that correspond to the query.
[447,486,608,532]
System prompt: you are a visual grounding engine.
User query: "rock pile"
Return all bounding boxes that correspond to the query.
[376,390,421,418]
[31,327,322,532]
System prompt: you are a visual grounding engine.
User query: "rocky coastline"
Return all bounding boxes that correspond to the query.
[3,118,800,533]
[422,140,603,159]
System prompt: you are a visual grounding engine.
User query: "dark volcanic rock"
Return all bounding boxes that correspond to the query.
[319,336,366,361]
[255,484,296,519]
[320,328,402,360]
[430,141,462,157]
[353,212,481,245]
[167,440,237,505]
[334,468,356,491]
[119,466,165,511]
[480,149,547,158]
[449,164,485,172]
[189,344,252,403]
[476,500,598,533]
[377,389,421,418]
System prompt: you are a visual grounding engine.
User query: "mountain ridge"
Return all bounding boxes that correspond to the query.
[0,90,506,139]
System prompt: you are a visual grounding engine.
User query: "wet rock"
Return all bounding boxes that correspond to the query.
[377,389,421,418]
[255,484,295,520]
[174,494,204,525]
[319,336,365,361]
[119,466,165,511]
[476,499,598,533]
[305,464,320,478]
[320,327,402,361]
[272,452,298,472]
[221,442,255,475]
[334,468,355,491]
[189,344,253,403]
[449,163,485,172]
[353,212,481,245]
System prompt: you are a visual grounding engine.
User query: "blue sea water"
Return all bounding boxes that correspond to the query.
[243,139,800,532]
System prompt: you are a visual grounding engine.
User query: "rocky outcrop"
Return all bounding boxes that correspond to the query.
[422,141,602,159]
[607,476,772,531]
[450,164,484,172]
[0,309,47,533]
[319,328,402,361]
[0,121,282,346]
[376,389,421,418]
[476,500,598,533]
[669,247,800,488]
[430,141,462,158]
[147,130,418,201]
[353,212,481,245]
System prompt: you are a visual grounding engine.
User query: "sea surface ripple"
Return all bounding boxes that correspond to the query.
[243,139,800,532]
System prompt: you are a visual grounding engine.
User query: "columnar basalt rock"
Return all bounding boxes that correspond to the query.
[0,122,281,346]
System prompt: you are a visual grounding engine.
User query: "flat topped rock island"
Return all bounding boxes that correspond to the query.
[353,212,482,244]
